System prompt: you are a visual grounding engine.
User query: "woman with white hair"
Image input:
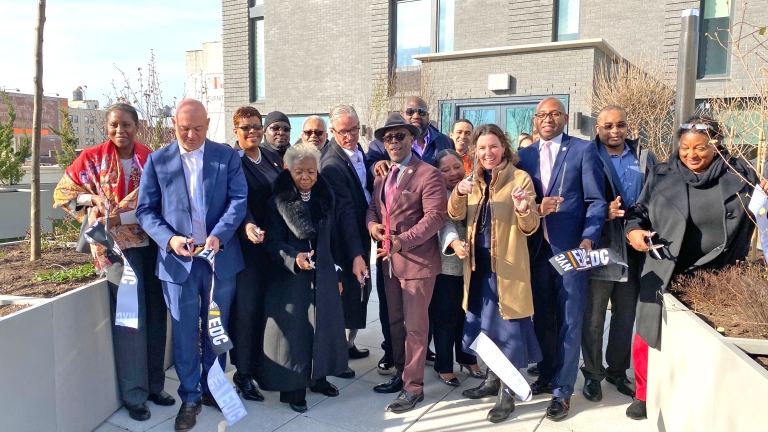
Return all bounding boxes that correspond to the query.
[258,143,350,412]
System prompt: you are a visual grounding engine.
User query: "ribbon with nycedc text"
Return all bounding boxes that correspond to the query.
[549,247,627,275]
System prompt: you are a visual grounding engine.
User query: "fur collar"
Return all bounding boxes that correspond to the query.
[272,170,334,240]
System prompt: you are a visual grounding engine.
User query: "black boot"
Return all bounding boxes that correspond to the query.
[487,384,515,423]
[462,369,500,399]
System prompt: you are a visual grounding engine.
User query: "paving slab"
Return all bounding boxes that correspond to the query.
[104,378,181,432]
[406,400,541,432]
[274,415,356,432]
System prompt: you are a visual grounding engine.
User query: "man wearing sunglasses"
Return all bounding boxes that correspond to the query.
[300,115,330,153]
[262,111,292,160]
[580,105,658,406]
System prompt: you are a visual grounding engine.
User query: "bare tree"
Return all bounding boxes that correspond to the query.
[30,0,46,261]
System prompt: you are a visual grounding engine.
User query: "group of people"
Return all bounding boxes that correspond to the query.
[52,93,766,432]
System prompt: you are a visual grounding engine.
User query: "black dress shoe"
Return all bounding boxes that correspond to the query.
[233,373,265,401]
[174,401,202,432]
[335,366,356,379]
[425,349,436,366]
[386,390,424,414]
[348,346,370,359]
[377,356,395,375]
[626,399,647,420]
[200,393,220,411]
[530,379,553,395]
[526,365,540,376]
[310,381,340,397]
[289,400,308,413]
[546,397,570,421]
[148,390,176,406]
[373,375,404,393]
[459,364,486,379]
[437,373,460,387]
[487,385,515,423]
[606,375,636,398]
[126,402,151,421]
[582,379,603,402]
[462,369,500,399]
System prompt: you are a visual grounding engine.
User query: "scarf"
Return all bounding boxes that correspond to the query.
[53,140,151,271]
[670,148,730,188]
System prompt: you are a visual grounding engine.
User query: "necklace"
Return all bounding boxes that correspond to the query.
[247,151,262,165]
[300,190,311,202]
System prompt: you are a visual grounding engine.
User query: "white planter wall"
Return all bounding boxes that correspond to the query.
[647,293,768,432]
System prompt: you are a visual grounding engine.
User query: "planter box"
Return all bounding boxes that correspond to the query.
[647,293,768,432]
[0,279,174,432]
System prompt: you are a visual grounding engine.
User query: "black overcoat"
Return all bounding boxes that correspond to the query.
[229,150,283,375]
[258,171,348,391]
[624,157,757,349]
[319,139,371,329]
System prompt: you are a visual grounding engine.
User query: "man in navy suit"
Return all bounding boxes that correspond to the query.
[136,99,247,432]
[517,97,607,421]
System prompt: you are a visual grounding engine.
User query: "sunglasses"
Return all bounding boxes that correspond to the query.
[235,124,263,133]
[269,125,291,133]
[303,129,325,137]
[681,123,711,131]
[404,108,428,116]
[383,132,408,143]
[599,122,628,130]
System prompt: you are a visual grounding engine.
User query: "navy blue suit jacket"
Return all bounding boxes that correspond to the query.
[136,140,248,283]
[517,134,607,259]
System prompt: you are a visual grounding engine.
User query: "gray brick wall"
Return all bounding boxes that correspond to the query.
[508,0,555,45]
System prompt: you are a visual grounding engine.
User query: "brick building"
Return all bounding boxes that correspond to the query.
[221,0,767,146]
[0,91,66,164]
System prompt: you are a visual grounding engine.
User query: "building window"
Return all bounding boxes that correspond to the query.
[698,0,731,78]
[73,126,78,134]
[555,0,580,41]
[250,0,265,101]
[395,0,455,68]
[73,115,78,123]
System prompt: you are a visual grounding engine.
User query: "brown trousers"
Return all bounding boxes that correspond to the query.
[383,262,436,394]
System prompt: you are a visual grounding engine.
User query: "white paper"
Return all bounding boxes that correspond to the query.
[469,332,532,401]
[748,186,768,263]
[207,360,247,425]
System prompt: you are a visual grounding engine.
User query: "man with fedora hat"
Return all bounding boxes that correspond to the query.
[365,113,446,413]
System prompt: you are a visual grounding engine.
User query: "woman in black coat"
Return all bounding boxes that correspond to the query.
[259,143,349,413]
[623,115,762,420]
[229,107,283,402]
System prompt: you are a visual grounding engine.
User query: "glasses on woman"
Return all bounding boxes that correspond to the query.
[681,123,711,131]
[236,125,263,133]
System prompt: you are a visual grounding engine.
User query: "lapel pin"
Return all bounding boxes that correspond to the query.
[561,147,566,152]
[408,169,413,174]
[760,208,766,217]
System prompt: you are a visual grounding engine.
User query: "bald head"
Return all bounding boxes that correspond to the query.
[534,97,568,141]
[173,98,209,151]
[402,96,429,138]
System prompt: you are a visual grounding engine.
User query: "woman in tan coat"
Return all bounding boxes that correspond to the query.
[448,124,542,424]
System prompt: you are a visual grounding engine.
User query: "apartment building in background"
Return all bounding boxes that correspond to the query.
[221,0,767,146]
[0,90,65,164]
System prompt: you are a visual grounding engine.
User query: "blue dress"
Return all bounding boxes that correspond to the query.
[462,172,542,369]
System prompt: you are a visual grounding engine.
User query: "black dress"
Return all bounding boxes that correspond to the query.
[229,149,282,377]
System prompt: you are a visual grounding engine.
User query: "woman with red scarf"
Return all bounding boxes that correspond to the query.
[53,103,173,422]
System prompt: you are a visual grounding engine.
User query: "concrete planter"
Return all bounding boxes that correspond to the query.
[647,293,768,432]
[0,279,173,432]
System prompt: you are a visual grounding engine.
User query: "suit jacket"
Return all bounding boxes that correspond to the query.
[365,156,447,279]
[136,140,248,282]
[517,134,607,260]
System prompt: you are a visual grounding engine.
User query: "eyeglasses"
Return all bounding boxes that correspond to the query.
[599,122,628,130]
[404,108,428,117]
[534,111,563,120]
[332,127,360,137]
[268,125,291,133]
[235,124,263,133]
[681,123,711,131]
[382,132,408,143]
[303,129,325,137]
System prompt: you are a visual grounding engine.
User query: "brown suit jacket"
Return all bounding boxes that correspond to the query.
[366,156,447,279]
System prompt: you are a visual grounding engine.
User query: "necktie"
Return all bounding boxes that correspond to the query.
[540,142,552,243]
[385,165,400,211]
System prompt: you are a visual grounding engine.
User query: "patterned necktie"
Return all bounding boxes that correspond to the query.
[540,141,552,195]
[385,165,400,211]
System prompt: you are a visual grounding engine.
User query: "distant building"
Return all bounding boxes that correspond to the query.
[66,87,107,149]
[0,90,66,164]
[186,41,226,144]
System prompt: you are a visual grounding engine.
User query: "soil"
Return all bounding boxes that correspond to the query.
[0,304,29,317]
[0,243,99,318]
[686,305,768,341]
[751,355,768,371]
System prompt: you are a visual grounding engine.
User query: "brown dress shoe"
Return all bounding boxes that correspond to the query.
[174,401,202,432]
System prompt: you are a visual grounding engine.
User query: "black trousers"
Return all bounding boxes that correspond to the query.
[279,377,330,404]
[428,274,477,373]
[376,256,393,361]
[106,244,168,407]
[580,249,641,381]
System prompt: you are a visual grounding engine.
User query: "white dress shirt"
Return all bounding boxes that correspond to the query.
[118,158,139,226]
[342,146,371,203]
[539,132,564,172]
[179,143,208,244]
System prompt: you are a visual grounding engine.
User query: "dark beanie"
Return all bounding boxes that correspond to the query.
[264,111,290,128]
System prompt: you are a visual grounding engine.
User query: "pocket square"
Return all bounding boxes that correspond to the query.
[402,189,413,194]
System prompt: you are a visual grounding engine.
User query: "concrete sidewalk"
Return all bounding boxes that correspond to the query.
[96,289,652,432]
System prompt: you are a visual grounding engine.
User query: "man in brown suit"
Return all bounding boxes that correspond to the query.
[366,113,447,413]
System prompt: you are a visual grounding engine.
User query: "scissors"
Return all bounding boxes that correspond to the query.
[645,231,663,259]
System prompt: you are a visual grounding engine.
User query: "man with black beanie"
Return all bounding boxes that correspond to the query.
[263,111,292,159]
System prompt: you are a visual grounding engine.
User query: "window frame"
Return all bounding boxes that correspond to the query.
[554,0,581,42]
[392,0,454,70]
[249,1,265,102]
[696,0,733,79]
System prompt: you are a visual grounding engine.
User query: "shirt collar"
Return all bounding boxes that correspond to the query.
[543,133,563,146]
[608,143,631,158]
[341,144,361,158]
[179,142,205,156]
[413,127,431,147]
[394,153,413,171]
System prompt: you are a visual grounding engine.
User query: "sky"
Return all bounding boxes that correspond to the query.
[0,0,222,108]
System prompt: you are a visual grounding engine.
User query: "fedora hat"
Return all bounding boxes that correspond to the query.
[374,113,422,141]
